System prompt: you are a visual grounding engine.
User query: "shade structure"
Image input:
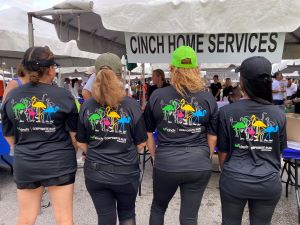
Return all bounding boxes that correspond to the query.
[0,7,99,69]
[29,0,300,60]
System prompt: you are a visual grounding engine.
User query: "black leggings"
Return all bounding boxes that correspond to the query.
[85,177,139,225]
[220,190,281,225]
[149,168,212,225]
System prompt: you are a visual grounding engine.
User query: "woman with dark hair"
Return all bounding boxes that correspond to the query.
[76,53,147,225]
[218,56,287,225]
[148,69,170,98]
[145,46,218,225]
[1,46,78,225]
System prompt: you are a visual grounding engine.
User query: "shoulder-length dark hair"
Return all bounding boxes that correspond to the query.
[240,74,273,105]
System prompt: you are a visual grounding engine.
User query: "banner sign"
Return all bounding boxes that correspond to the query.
[125,33,285,63]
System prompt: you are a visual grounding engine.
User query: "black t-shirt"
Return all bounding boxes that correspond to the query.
[144,85,218,172]
[148,82,170,98]
[210,82,222,100]
[218,99,287,197]
[1,83,78,183]
[76,96,147,184]
[222,85,233,98]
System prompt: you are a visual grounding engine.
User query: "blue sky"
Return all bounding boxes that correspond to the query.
[0,0,65,11]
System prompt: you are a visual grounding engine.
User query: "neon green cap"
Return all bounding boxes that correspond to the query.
[171,46,198,69]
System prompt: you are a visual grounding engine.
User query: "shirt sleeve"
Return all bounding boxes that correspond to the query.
[144,101,156,132]
[207,94,219,135]
[76,107,88,143]
[83,74,96,92]
[65,97,79,132]
[279,116,287,153]
[1,100,14,136]
[218,83,222,90]
[217,108,230,153]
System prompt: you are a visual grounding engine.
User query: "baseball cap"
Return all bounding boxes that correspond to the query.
[236,56,272,80]
[95,53,122,75]
[84,66,95,75]
[171,46,198,69]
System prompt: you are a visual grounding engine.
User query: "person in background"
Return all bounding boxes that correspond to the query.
[218,56,286,225]
[148,69,170,98]
[82,66,96,100]
[82,56,123,100]
[286,78,297,100]
[145,46,218,225]
[70,78,79,98]
[2,64,29,102]
[76,63,147,225]
[1,46,78,225]
[125,80,133,97]
[77,79,83,97]
[228,86,243,104]
[210,74,222,101]
[272,72,285,105]
[222,78,233,101]
[63,78,71,91]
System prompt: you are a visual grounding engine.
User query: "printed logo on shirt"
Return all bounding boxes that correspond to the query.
[160,97,206,126]
[87,106,131,136]
[12,95,60,124]
[230,112,279,145]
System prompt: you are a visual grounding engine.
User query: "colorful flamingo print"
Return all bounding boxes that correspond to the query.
[12,99,28,121]
[102,118,111,131]
[27,108,36,122]
[231,117,248,138]
[118,116,131,133]
[246,127,256,140]
[31,96,46,122]
[88,108,104,130]
[162,101,178,122]
[106,106,120,132]
[43,106,60,122]
[180,99,195,125]
[192,109,207,124]
[264,125,279,141]
[176,110,185,123]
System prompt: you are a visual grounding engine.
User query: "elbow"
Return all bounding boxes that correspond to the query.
[82,90,91,100]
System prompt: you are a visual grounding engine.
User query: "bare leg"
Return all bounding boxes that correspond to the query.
[48,184,74,225]
[17,187,44,225]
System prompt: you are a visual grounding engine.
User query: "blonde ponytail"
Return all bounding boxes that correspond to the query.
[92,69,125,108]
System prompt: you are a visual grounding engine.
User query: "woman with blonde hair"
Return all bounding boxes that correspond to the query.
[1,46,78,225]
[144,46,218,225]
[76,53,148,225]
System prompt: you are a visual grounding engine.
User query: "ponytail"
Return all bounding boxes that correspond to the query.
[92,69,125,108]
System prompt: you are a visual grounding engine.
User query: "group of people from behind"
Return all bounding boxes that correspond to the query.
[1,45,287,225]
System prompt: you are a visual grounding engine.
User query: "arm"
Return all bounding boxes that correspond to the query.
[4,136,14,149]
[218,152,228,169]
[207,134,217,158]
[69,132,78,151]
[2,81,18,102]
[146,132,156,157]
[82,89,92,100]
[136,141,147,153]
[77,141,88,154]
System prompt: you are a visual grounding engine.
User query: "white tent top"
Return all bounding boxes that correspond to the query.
[0,7,99,68]
[29,0,300,60]
[56,0,300,34]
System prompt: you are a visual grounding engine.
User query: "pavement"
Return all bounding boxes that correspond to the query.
[0,156,298,225]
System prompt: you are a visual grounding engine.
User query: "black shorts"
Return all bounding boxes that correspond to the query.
[16,173,76,190]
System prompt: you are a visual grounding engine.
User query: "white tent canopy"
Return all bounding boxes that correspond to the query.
[0,7,99,69]
[29,0,300,61]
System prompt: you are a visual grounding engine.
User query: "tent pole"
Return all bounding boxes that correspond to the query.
[11,67,14,79]
[142,63,146,108]
[28,14,34,47]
